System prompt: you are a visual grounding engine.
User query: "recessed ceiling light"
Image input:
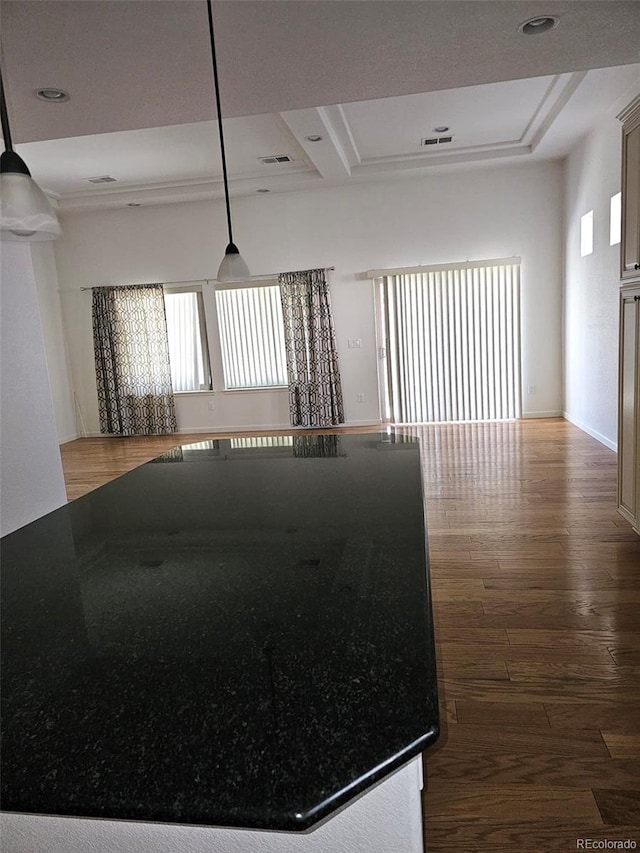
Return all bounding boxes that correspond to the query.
[35,88,70,102]
[256,188,270,193]
[518,15,559,35]
[305,135,323,143]
[433,126,449,134]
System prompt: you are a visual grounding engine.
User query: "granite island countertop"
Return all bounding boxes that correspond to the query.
[1,433,439,831]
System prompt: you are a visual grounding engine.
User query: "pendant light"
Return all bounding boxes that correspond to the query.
[206,0,250,282]
[0,63,62,242]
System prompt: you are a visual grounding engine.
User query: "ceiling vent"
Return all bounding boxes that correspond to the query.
[87,175,117,183]
[258,155,293,165]
[421,136,453,147]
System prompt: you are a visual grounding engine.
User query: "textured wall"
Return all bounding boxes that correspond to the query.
[0,243,67,535]
[54,160,564,434]
[30,241,77,442]
[563,81,640,449]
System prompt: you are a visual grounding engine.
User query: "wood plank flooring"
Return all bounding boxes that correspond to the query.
[59,418,640,850]
[405,419,640,852]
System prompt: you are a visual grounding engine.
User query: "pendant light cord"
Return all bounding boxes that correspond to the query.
[0,63,15,152]
[206,0,234,246]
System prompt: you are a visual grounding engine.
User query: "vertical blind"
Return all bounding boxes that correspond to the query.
[379,260,521,423]
[215,285,288,389]
[164,291,211,391]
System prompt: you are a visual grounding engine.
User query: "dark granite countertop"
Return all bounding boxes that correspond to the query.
[1,433,439,831]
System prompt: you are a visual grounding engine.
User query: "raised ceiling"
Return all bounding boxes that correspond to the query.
[1,0,639,211]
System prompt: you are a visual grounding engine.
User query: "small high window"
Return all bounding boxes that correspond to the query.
[610,192,622,246]
[580,210,594,257]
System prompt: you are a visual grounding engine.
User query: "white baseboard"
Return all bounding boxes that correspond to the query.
[59,433,80,444]
[562,412,617,452]
[178,424,289,434]
[521,410,563,419]
[79,427,291,438]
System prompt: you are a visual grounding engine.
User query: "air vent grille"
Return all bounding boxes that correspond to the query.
[421,136,454,147]
[258,155,293,165]
[87,175,117,183]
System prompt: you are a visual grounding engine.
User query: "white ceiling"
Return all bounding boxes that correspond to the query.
[1,0,639,211]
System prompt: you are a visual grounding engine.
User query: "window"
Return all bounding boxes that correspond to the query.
[580,210,594,257]
[376,258,521,423]
[164,289,212,391]
[610,192,622,246]
[215,284,288,389]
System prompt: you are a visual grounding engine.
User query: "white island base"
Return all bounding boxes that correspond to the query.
[2,756,425,853]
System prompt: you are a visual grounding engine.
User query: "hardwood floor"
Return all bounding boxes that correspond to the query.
[59,418,640,850]
[407,419,640,852]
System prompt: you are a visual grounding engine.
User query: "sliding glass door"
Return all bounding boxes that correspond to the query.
[374,258,521,424]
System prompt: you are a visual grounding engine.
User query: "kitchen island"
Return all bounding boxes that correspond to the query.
[1,432,439,852]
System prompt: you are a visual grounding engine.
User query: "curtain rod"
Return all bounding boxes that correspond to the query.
[73,268,335,292]
[366,257,520,279]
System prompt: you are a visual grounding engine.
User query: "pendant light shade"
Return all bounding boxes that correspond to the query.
[1,155,62,241]
[206,0,250,283]
[0,67,62,242]
[217,241,251,282]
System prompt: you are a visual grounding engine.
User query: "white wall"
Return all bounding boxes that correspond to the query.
[563,85,640,450]
[30,242,77,442]
[54,160,564,435]
[0,243,68,536]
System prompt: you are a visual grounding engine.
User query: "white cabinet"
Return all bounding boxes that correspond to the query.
[620,97,640,282]
[617,97,640,533]
[618,284,640,533]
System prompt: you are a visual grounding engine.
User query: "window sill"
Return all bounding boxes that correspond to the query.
[173,387,288,396]
[223,386,289,394]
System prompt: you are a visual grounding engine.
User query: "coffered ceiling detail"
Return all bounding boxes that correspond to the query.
[1,1,639,212]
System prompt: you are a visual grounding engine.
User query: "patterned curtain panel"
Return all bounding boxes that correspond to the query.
[278,269,345,427]
[92,284,177,436]
[293,435,341,457]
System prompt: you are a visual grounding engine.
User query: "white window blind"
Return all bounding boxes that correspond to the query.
[164,291,211,391]
[215,284,288,389]
[379,260,521,423]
